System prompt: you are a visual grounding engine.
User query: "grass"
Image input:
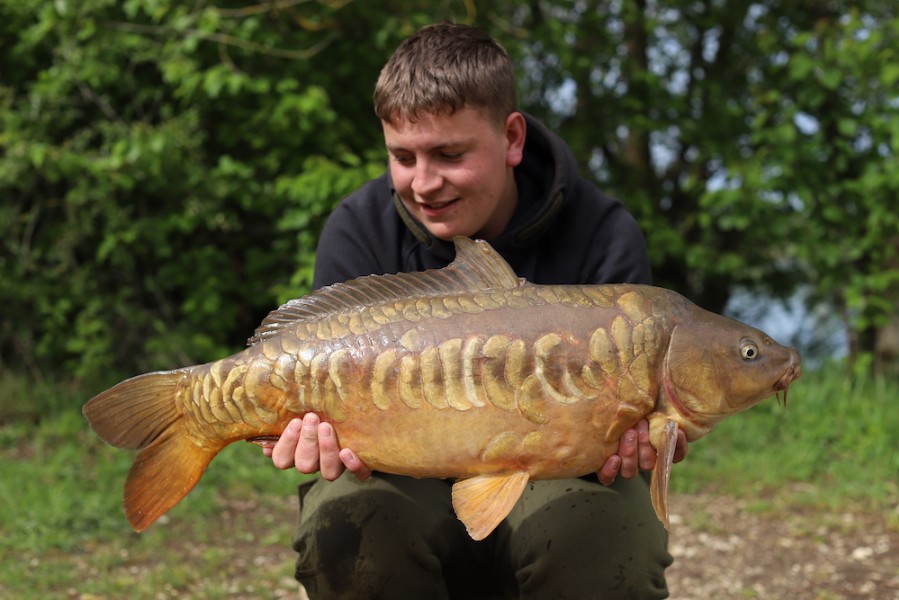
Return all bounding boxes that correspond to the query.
[0,374,307,598]
[0,363,896,596]
[669,363,899,515]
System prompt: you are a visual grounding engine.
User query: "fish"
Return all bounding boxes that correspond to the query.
[83,237,801,540]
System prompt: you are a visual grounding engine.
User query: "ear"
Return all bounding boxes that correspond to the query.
[504,112,527,168]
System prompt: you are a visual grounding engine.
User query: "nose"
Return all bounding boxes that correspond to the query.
[410,160,443,197]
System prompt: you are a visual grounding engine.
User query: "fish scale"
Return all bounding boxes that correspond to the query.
[202,290,642,423]
[83,237,801,540]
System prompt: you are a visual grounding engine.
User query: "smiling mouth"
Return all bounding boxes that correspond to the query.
[418,198,459,212]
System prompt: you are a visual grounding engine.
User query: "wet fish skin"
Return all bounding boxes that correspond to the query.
[83,237,801,539]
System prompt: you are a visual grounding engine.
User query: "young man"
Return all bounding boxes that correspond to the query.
[265,23,687,599]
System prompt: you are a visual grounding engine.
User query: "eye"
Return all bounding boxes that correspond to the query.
[741,340,759,361]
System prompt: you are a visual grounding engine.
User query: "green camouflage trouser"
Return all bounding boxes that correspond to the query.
[292,472,671,599]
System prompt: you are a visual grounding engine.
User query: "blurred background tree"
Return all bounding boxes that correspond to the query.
[1,0,896,386]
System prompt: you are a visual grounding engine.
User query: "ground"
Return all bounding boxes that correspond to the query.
[665,492,898,600]
[237,491,899,599]
[50,490,899,599]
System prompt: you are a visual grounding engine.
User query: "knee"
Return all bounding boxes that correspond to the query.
[509,490,671,599]
[295,488,425,572]
[293,486,459,599]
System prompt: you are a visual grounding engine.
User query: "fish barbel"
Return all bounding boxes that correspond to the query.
[83,237,801,540]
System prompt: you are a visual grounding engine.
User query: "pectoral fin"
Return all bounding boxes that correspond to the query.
[649,419,679,530]
[451,471,530,540]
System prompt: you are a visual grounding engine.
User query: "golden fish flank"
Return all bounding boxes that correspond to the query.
[83,236,801,540]
[275,330,604,420]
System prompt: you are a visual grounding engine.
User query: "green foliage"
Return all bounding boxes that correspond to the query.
[496,0,788,309]
[2,1,898,382]
[492,1,899,360]
[0,0,472,381]
[744,7,899,344]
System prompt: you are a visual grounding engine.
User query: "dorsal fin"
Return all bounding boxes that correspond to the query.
[248,237,522,344]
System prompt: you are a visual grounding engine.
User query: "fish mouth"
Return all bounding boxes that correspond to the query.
[773,354,802,406]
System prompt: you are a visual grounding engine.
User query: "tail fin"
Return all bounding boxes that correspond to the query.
[83,369,222,532]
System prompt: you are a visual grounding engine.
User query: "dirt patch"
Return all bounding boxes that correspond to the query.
[287,491,899,599]
[50,491,898,599]
[666,493,899,599]
[275,491,899,599]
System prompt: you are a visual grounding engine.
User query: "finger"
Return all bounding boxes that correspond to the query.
[597,455,621,486]
[271,418,303,470]
[339,448,373,481]
[294,413,324,474]
[618,428,639,479]
[316,422,345,481]
[636,419,657,471]
[673,429,689,463]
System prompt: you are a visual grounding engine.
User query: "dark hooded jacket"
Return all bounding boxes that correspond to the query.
[313,113,651,289]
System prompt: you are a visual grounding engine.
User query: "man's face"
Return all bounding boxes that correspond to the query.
[382,107,525,241]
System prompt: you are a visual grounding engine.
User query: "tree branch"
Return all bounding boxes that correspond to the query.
[106,19,336,60]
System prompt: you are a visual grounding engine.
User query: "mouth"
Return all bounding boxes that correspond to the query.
[417,197,460,217]
[773,358,802,406]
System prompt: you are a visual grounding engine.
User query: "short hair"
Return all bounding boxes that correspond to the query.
[373,22,517,128]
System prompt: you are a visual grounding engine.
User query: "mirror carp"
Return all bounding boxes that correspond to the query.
[84,237,801,540]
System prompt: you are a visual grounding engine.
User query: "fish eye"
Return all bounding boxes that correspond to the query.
[741,340,759,361]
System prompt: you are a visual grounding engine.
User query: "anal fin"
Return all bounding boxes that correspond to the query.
[451,471,530,540]
[649,419,679,530]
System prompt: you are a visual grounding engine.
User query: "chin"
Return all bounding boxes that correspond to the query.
[425,225,472,242]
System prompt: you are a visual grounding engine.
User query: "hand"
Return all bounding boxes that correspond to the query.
[263,413,372,481]
[597,419,688,486]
